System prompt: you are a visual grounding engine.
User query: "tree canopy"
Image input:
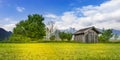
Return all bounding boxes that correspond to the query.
[13,14,46,40]
[59,32,72,41]
[99,29,113,42]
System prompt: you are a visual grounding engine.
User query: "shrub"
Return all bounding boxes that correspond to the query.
[9,34,31,43]
[50,35,55,41]
[59,32,72,41]
[98,29,113,42]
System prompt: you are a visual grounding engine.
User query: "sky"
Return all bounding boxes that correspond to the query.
[0,0,120,31]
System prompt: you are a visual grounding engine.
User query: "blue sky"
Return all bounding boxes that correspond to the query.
[0,0,107,17]
[0,0,120,31]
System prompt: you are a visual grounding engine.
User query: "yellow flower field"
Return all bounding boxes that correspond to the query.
[0,43,120,60]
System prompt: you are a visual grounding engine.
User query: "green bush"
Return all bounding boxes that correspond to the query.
[66,33,72,41]
[98,29,113,42]
[59,32,72,41]
[9,34,31,43]
[50,35,55,41]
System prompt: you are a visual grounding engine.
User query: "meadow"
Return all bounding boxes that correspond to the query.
[0,43,120,60]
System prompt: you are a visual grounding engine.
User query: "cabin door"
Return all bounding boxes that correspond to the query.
[85,34,89,43]
[85,33,92,43]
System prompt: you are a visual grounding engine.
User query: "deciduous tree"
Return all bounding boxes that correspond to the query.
[99,29,113,42]
[13,14,46,40]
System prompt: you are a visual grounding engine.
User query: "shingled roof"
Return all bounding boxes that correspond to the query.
[74,27,101,35]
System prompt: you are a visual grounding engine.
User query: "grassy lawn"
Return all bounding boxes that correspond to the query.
[0,43,120,60]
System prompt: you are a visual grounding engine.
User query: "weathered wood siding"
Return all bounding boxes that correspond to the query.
[74,34,84,42]
[74,29,98,43]
[84,29,98,43]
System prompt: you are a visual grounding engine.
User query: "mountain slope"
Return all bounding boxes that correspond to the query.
[0,28,12,41]
[112,29,120,35]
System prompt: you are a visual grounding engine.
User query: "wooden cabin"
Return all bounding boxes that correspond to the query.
[73,27,100,43]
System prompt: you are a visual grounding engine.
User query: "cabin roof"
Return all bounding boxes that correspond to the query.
[74,27,101,35]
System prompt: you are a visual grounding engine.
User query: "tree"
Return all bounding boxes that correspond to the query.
[59,32,66,41]
[99,29,113,42]
[50,35,55,41]
[114,34,119,40]
[59,32,72,41]
[66,33,72,41]
[46,21,56,40]
[13,14,46,40]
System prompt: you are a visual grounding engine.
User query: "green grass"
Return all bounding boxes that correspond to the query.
[0,43,120,60]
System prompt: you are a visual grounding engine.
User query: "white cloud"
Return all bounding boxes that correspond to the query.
[44,14,58,18]
[0,18,18,31]
[45,0,120,30]
[1,24,16,31]
[61,12,77,24]
[0,18,17,24]
[16,6,25,12]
